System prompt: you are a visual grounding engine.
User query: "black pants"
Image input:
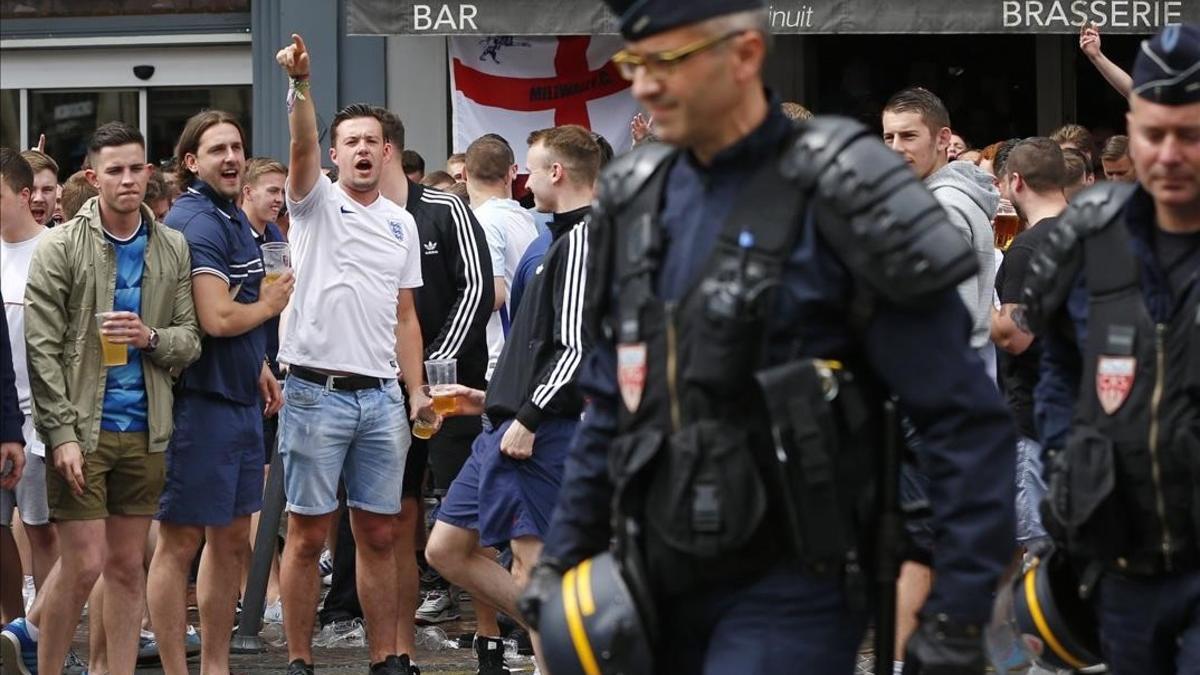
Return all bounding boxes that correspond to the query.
[318,506,361,626]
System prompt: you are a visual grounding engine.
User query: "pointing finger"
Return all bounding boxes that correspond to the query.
[293,34,307,54]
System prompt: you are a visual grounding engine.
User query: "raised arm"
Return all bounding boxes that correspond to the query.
[1080,23,1133,99]
[277,34,321,201]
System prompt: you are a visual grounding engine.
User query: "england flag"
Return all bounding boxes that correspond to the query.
[449,35,638,169]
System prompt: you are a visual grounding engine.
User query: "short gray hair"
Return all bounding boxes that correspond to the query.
[702,9,773,52]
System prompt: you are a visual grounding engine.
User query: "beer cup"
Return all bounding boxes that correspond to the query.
[412,404,438,439]
[261,242,291,284]
[994,200,1022,252]
[95,311,128,367]
[425,359,458,415]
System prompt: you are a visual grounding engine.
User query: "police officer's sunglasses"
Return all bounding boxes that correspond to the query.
[611,30,746,81]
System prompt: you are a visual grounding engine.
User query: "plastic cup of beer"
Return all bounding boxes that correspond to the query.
[412,406,439,440]
[261,242,291,284]
[95,311,128,367]
[993,200,1023,252]
[425,359,458,415]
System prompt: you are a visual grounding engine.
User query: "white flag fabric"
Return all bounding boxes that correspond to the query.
[449,35,637,169]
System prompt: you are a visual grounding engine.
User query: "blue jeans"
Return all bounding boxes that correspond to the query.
[277,375,410,515]
[1015,436,1048,545]
[1095,570,1200,674]
[658,563,869,674]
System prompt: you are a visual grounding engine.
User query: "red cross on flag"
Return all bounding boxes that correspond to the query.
[449,36,637,169]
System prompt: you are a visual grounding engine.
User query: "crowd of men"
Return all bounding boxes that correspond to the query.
[0,2,1197,674]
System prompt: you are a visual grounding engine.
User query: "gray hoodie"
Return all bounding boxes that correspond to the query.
[925,160,1000,350]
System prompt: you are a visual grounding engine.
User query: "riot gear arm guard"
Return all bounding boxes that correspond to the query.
[782,117,978,307]
[587,143,676,342]
[1019,182,1136,334]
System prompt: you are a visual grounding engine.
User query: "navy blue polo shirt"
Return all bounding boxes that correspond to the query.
[166,180,266,406]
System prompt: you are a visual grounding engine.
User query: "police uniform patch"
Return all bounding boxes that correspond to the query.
[1096,355,1136,415]
[389,220,406,242]
[617,343,647,414]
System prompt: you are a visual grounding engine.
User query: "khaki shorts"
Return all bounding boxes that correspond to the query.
[46,431,165,521]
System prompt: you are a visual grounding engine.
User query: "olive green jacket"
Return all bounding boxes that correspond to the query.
[24,197,201,455]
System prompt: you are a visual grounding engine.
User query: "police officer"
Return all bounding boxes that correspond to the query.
[1021,24,1200,675]
[518,1,1018,673]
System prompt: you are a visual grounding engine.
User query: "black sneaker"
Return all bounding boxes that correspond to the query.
[288,658,315,675]
[369,654,420,675]
[474,635,510,675]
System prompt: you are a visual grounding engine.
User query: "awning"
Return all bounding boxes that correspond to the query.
[346,0,1195,36]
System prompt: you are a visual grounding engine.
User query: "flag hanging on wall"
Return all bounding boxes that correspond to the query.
[449,35,637,169]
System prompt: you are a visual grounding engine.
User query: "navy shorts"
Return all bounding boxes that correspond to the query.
[437,417,575,548]
[157,392,264,526]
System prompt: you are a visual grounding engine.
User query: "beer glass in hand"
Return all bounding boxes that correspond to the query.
[261,242,291,284]
[994,200,1022,252]
[425,358,458,415]
[95,312,128,367]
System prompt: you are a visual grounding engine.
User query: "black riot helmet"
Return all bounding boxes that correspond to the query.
[998,549,1104,671]
[537,552,654,675]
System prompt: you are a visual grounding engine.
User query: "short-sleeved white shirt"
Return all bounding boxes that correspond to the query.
[278,176,423,378]
[474,197,539,378]
[2,229,47,456]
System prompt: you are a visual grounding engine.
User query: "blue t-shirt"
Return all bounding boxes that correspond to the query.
[101,221,149,432]
[165,181,267,406]
[509,229,552,319]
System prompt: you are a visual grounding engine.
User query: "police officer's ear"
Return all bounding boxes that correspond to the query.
[728,29,767,82]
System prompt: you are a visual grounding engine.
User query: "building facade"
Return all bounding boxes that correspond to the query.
[2,0,1195,178]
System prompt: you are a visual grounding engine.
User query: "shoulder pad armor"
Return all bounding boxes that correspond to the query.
[781,115,978,306]
[1019,181,1136,334]
[595,141,675,216]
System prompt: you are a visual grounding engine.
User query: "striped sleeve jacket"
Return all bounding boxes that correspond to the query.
[484,207,591,430]
[406,182,495,389]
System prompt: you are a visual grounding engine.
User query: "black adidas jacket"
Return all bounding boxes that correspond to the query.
[406,182,494,389]
[485,205,591,429]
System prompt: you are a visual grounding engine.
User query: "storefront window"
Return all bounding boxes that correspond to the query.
[0,90,18,150]
[29,89,139,177]
[2,0,249,19]
[147,86,251,166]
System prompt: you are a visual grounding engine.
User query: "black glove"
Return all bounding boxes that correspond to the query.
[517,558,565,629]
[902,613,986,675]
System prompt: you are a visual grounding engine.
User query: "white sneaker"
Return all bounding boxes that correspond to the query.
[263,600,284,624]
[415,589,461,624]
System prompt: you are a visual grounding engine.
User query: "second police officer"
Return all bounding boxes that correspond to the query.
[1022,23,1200,675]
[520,1,1018,674]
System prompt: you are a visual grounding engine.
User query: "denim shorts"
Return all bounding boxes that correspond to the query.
[278,375,410,516]
[1014,435,1048,544]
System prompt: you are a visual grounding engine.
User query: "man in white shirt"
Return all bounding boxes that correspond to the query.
[465,135,539,379]
[275,34,429,675]
[0,148,58,606]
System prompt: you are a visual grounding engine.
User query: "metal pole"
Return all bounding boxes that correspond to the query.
[874,401,902,674]
[231,447,285,653]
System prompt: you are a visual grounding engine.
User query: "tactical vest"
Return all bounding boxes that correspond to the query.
[601,131,888,598]
[1045,212,1200,575]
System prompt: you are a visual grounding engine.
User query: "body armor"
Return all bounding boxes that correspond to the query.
[587,117,978,598]
[1031,184,1200,574]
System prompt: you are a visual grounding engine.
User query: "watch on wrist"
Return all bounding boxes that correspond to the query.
[143,328,159,353]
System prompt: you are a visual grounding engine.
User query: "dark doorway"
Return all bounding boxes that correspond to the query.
[776,34,1039,151]
[1075,33,1144,152]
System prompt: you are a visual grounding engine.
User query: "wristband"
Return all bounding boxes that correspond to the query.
[287,76,311,113]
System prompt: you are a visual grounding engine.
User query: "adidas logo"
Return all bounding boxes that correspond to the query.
[423,240,439,254]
